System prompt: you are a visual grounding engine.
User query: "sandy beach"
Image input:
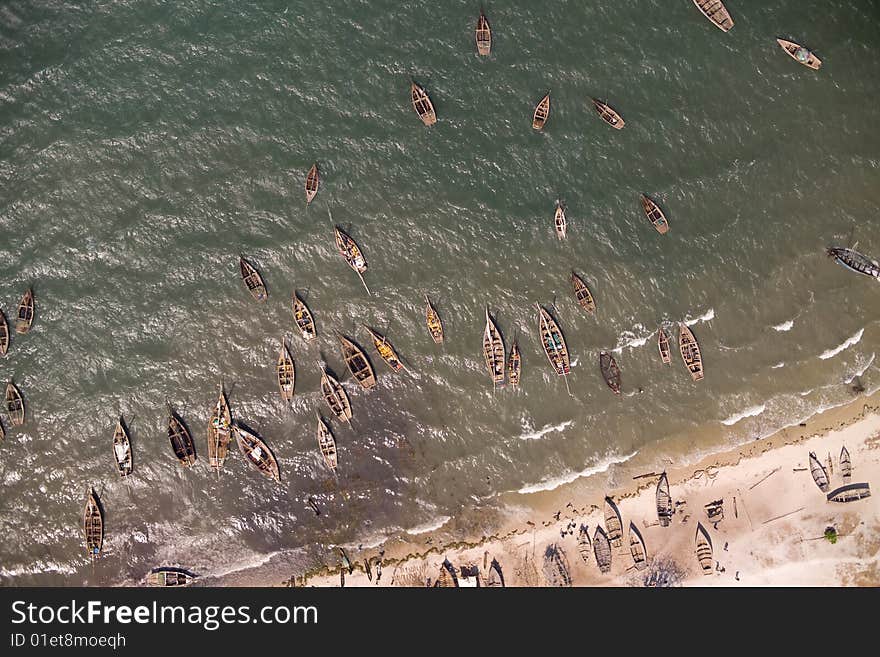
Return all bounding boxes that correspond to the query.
[298,390,880,587]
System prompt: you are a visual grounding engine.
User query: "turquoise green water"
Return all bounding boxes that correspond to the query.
[1,0,879,585]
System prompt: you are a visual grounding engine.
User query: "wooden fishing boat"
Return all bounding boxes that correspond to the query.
[239,256,267,302]
[809,451,829,492]
[840,446,852,481]
[276,339,295,401]
[333,225,371,294]
[507,339,522,388]
[593,526,612,574]
[0,308,8,356]
[599,351,622,395]
[641,194,669,234]
[695,522,714,575]
[543,543,572,587]
[483,306,505,388]
[777,39,821,70]
[658,327,672,364]
[16,288,34,334]
[485,558,505,587]
[113,416,132,477]
[656,472,674,527]
[292,292,316,342]
[536,304,570,377]
[235,424,280,482]
[628,522,648,570]
[319,364,353,425]
[83,488,103,559]
[826,247,880,279]
[826,482,871,503]
[532,93,550,130]
[604,497,623,548]
[692,0,734,32]
[338,333,377,390]
[316,414,338,471]
[577,524,591,564]
[475,10,492,56]
[146,567,195,587]
[5,381,24,426]
[364,326,406,372]
[411,81,437,126]
[305,163,320,204]
[167,407,196,466]
[679,323,704,381]
[0,419,5,442]
[435,559,458,587]
[207,387,232,472]
[571,272,596,314]
[591,99,625,129]
[424,295,444,344]
[554,202,566,239]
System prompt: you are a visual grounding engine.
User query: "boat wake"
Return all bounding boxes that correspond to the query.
[720,404,766,426]
[515,450,638,495]
[684,308,715,327]
[518,419,573,441]
[772,319,794,332]
[819,328,864,360]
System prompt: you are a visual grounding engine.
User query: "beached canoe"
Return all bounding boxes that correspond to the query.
[599,351,621,395]
[364,326,406,372]
[239,256,267,302]
[207,387,232,472]
[83,488,103,559]
[532,93,550,130]
[809,451,829,492]
[679,323,704,381]
[305,163,320,204]
[593,526,612,574]
[146,567,195,587]
[435,559,458,587]
[826,247,880,279]
[777,38,821,70]
[604,497,623,548]
[319,363,352,425]
[411,81,437,126]
[554,202,566,239]
[485,558,505,587]
[16,288,34,334]
[591,99,625,129]
[641,194,669,235]
[543,543,572,587]
[692,0,734,32]
[656,472,674,527]
[577,525,591,565]
[5,381,24,426]
[537,304,571,377]
[0,308,8,356]
[658,327,672,364]
[316,414,337,471]
[826,482,871,503]
[292,291,316,342]
[507,339,522,388]
[840,446,852,481]
[167,407,196,466]
[483,306,506,388]
[235,424,280,482]
[628,522,648,570]
[338,333,377,390]
[695,522,714,575]
[276,339,295,401]
[571,272,596,314]
[476,11,491,56]
[113,416,132,477]
[424,295,444,344]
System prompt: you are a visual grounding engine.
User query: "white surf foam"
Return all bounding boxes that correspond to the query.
[772,362,785,369]
[684,308,715,327]
[405,515,451,535]
[516,451,638,495]
[518,419,573,441]
[720,404,766,426]
[844,352,875,383]
[773,320,794,332]
[819,328,864,360]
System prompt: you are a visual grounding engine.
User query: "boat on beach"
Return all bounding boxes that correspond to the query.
[334,225,371,294]
[628,522,648,570]
[485,558,505,587]
[777,38,821,70]
[483,307,506,388]
[207,387,232,473]
[826,247,880,279]
[537,304,571,378]
[554,202,566,239]
[475,11,491,56]
[239,256,267,302]
[316,413,338,471]
[577,525,591,564]
[826,482,871,503]
[571,272,596,314]
[593,526,612,573]
[532,93,550,130]
[692,0,734,32]
[604,497,623,548]
[5,381,24,426]
[305,163,320,204]
[679,323,704,381]
[83,488,103,559]
[809,451,829,492]
[507,339,521,388]
[591,99,625,129]
[167,406,196,467]
[364,326,406,372]
[235,424,280,482]
[16,288,34,334]
[338,333,377,390]
[319,363,353,425]
[411,81,437,126]
[695,522,714,575]
[599,351,622,395]
[113,416,132,477]
[435,559,458,587]
[292,292,316,342]
[146,567,196,587]
[424,295,444,344]
[0,309,9,355]
[840,446,852,481]
[276,339,295,401]
[658,327,672,364]
[641,194,669,234]
[656,472,674,527]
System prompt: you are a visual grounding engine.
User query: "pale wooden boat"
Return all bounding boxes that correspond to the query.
[334,225,371,294]
[593,526,612,573]
[167,407,196,466]
[476,11,491,56]
[411,81,437,126]
[292,292,316,342]
[305,163,320,204]
[0,308,9,356]
[695,522,714,575]
[543,543,572,587]
[826,483,871,503]
[207,387,232,472]
[692,0,734,32]
[146,567,195,587]
[641,194,669,234]
[777,38,821,70]
[316,413,338,471]
[628,522,648,570]
[591,99,625,129]
[537,304,570,377]
[826,247,880,279]
[554,202,566,239]
[338,333,377,390]
[656,472,674,527]
[276,339,295,401]
[424,295,444,344]
[364,326,406,372]
[604,497,623,548]
[809,451,829,492]
[83,488,103,559]
[571,271,596,314]
[483,307,505,388]
[577,524,591,565]
[679,323,704,381]
[235,424,280,482]
[485,558,505,587]
[113,416,132,477]
[239,256,267,302]
[532,93,550,130]
[599,351,621,395]
[840,446,852,482]
[5,381,24,426]
[319,363,352,425]
[16,288,34,334]
[507,339,521,388]
[658,327,672,364]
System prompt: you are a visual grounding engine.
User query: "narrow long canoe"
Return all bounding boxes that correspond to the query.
[508,339,521,388]
[235,424,280,482]
[658,327,671,364]
[604,497,623,548]
[554,202,566,239]
[599,351,622,395]
[16,288,34,334]
[593,526,612,574]
[167,407,196,466]
[316,414,338,471]
[826,483,871,503]
[338,334,377,390]
[809,451,829,492]
[113,416,132,477]
[692,0,734,32]
[537,305,570,376]
[577,525,591,565]
[483,306,505,388]
[83,488,103,559]
[641,194,669,234]
[628,522,648,570]
[777,39,821,70]
[485,558,505,587]
[364,326,406,372]
[826,247,880,279]
[656,472,674,527]
[695,522,714,575]
[532,93,550,130]
[239,256,267,302]
[305,163,320,204]
[424,295,444,344]
[207,387,232,472]
[591,99,625,129]
[276,339,295,401]
[147,567,195,587]
[292,292,316,342]
[679,323,703,381]
[319,364,352,425]
[5,381,24,426]
[571,272,596,314]
[411,82,437,126]
[334,226,371,293]
[476,11,491,56]
[840,446,852,481]
[436,560,458,587]
[0,308,9,355]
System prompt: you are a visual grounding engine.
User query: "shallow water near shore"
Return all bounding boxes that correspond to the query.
[1,0,880,585]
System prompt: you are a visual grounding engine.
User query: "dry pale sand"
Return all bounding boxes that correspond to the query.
[297,392,880,588]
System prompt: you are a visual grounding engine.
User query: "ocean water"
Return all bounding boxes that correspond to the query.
[1,0,880,585]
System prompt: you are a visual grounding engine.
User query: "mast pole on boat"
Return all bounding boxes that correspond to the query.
[356,270,371,296]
